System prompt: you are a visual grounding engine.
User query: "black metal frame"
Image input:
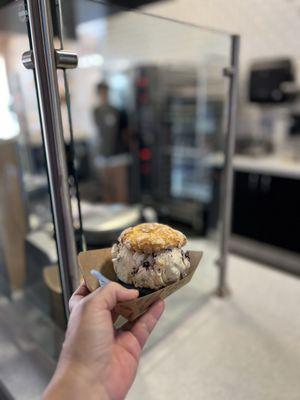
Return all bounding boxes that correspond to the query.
[218,35,240,295]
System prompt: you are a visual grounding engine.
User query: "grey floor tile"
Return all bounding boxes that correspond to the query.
[128,242,300,400]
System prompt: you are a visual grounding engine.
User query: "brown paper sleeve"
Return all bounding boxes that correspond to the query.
[78,248,203,321]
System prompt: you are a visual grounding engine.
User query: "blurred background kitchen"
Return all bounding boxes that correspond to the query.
[0,1,299,399]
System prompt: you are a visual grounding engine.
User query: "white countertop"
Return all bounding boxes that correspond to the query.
[207,153,300,179]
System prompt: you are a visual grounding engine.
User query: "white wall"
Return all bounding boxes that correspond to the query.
[142,0,300,136]
[5,1,300,142]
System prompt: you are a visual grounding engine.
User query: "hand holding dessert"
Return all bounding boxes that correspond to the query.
[44,222,200,399]
[43,281,164,400]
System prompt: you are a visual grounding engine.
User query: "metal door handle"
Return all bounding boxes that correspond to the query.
[22,49,78,70]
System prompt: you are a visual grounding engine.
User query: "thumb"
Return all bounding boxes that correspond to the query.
[91,282,139,311]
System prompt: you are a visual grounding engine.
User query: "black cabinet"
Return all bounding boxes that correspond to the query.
[232,171,300,254]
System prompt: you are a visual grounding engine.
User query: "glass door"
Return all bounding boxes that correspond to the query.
[57,0,235,345]
[0,1,68,398]
[0,1,237,397]
[7,1,297,395]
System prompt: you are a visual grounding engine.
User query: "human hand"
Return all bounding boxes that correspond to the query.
[43,282,164,400]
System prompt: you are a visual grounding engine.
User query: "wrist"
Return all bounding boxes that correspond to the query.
[43,361,109,400]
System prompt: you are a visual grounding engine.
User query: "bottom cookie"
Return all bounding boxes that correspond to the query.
[117,279,155,297]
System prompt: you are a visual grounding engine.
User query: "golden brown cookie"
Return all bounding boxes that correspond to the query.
[119,223,187,253]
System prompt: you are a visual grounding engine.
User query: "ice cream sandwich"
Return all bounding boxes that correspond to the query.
[111,223,190,290]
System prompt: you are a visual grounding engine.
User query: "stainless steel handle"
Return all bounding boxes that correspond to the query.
[26,0,79,318]
[22,49,78,70]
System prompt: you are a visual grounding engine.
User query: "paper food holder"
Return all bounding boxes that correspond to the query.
[78,248,203,321]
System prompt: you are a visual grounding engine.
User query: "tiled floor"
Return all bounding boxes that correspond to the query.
[128,239,300,400]
[1,238,300,399]
[0,294,63,400]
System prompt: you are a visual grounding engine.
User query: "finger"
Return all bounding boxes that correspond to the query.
[69,281,90,312]
[121,300,165,333]
[91,282,139,311]
[74,281,90,296]
[117,300,164,358]
[130,300,165,349]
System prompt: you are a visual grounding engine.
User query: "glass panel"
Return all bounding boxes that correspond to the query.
[0,1,64,397]
[60,0,231,345]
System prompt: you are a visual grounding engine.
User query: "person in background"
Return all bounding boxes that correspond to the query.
[43,282,164,400]
[93,82,131,203]
[93,82,129,157]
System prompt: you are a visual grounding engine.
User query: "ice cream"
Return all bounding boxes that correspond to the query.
[111,223,190,290]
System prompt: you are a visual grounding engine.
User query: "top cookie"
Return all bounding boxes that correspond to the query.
[119,223,187,253]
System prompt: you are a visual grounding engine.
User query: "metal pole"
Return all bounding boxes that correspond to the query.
[26,0,79,316]
[217,35,240,296]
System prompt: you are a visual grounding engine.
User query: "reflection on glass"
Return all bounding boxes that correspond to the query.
[0,0,232,396]
[57,0,232,350]
[0,56,19,140]
[60,1,230,246]
[0,2,64,397]
[57,1,232,349]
